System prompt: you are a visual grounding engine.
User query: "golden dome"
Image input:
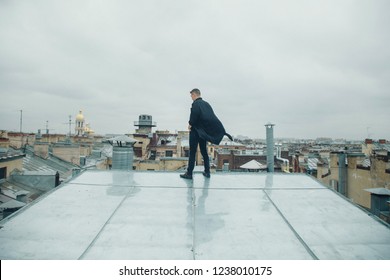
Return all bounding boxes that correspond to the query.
[76,110,84,121]
[84,123,95,134]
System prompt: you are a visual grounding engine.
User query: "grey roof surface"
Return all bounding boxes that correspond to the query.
[0,200,26,209]
[0,171,389,260]
[372,142,390,152]
[307,157,320,170]
[107,135,137,144]
[22,150,76,180]
[365,188,390,195]
[240,159,267,170]
[0,148,24,160]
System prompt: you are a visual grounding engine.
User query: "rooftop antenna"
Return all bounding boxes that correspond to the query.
[63,115,75,137]
[19,110,23,133]
[38,121,54,135]
[68,115,72,136]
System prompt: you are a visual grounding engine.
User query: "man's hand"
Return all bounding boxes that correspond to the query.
[188,124,192,131]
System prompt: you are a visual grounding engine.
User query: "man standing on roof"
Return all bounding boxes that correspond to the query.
[180,88,233,180]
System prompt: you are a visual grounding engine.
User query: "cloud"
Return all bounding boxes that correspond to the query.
[0,0,389,140]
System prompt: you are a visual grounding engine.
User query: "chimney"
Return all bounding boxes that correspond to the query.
[110,135,136,171]
[265,123,275,172]
[365,139,373,144]
[0,137,10,149]
[34,143,49,159]
[151,133,158,146]
[176,135,182,157]
[338,152,347,196]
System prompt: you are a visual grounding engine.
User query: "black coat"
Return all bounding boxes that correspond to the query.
[188,98,232,144]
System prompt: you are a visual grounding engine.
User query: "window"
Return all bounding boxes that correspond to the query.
[0,167,6,180]
[149,150,156,160]
[165,150,173,157]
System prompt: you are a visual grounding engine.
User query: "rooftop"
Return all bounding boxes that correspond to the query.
[0,171,389,260]
[365,188,390,196]
[22,146,77,181]
[0,148,24,161]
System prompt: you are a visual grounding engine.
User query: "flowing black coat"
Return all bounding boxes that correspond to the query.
[188,98,232,145]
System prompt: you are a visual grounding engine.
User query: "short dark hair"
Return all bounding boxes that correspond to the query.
[190,88,201,95]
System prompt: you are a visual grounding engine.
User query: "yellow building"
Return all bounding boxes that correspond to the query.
[52,143,81,166]
[7,132,36,149]
[0,134,24,179]
[0,154,24,180]
[318,152,390,210]
[38,134,67,144]
[131,134,152,160]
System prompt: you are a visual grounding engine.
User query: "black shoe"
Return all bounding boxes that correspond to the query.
[202,172,210,178]
[180,173,193,180]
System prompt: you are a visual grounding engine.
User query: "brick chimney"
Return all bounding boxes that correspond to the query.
[34,143,49,159]
[365,139,373,144]
[0,137,10,149]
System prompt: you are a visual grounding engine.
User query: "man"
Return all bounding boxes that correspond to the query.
[180,88,233,179]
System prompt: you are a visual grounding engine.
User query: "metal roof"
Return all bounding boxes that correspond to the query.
[217,138,245,146]
[0,148,24,161]
[0,200,26,210]
[0,194,11,204]
[365,188,390,195]
[0,171,389,260]
[372,142,390,152]
[307,157,319,170]
[22,170,57,176]
[240,159,267,170]
[22,151,76,180]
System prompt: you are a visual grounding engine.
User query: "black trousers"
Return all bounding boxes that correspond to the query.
[187,129,210,175]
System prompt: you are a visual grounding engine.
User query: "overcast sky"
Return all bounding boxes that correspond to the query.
[0,0,389,140]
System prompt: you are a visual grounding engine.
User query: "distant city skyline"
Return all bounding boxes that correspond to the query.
[1,1,389,140]
[0,105,388,141]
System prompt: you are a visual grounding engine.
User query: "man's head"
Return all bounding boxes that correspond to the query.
[190,88,201,101]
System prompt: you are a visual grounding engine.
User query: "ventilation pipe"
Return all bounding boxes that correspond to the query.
[338,152,347,196]
[265,123,275,172]
[108,135,136,171]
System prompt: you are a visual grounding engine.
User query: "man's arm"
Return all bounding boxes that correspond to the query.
[188,101,200,127]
